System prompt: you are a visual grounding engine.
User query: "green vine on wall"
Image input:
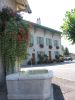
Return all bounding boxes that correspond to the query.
[0,7,30,73]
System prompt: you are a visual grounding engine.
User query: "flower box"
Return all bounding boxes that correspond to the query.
[56,46,59,49]
[39,44,44,48]
[49,45,52,49]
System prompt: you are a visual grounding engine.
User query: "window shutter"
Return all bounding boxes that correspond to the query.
[49,39,52,45]
[46,38,48,45]
[37,37,39,44]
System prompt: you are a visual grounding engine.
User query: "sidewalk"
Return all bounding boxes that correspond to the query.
[52,77,75,100]
[21,60,75,68]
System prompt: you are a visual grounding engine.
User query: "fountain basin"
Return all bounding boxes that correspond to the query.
[6,69,53,100]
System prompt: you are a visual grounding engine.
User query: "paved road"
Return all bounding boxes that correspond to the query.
[21,60,75,81]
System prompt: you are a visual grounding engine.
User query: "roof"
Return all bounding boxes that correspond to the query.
[16,0,32,13]
[26,20,62,34]
[0,0,32,13]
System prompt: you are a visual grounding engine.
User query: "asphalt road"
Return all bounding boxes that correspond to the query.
[21,60,75,82]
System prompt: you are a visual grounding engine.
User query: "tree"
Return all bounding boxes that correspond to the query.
[64,47,69,56]
[61,8,75,44]
[0,7,30,99]
[61,45,64,55]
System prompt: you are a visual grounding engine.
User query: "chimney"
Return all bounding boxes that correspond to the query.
[36,18,41,24]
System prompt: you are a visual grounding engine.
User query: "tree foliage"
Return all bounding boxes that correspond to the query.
[0,7,30,73]
[61,8,75,44]
[64,47,69,56]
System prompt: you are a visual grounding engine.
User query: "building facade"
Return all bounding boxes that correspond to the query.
[23,21,62,65]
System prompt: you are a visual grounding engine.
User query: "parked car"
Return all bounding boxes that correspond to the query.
[55,55,64,62]
[59,55,64,62]
[64,57,73,61]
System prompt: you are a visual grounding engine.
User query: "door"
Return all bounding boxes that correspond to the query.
[32,53,35,64]
[49,51,51,61]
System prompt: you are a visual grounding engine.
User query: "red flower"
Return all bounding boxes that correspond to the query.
[17,28,30,46]
[19,28,24,33]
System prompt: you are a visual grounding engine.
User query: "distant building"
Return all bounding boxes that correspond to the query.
[0,0,31,13]
[70,53,75,60]
[23,20,62,65]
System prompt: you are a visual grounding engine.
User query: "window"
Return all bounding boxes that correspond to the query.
[54,51,59,59]
[46,38,49,45]
[37,37,44,45]
[37,51,45,56]
[46,38,52,46]
[54,40,58,46]
[55,51,59,56]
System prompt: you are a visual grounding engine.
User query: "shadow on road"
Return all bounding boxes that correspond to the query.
[53,84,65,100]
[21,60,75,68]
[0,94,8,100]
[0,88,8,100]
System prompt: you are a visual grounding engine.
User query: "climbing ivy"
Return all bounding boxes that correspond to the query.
[0,7,30,73]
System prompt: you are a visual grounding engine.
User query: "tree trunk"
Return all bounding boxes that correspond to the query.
[0,56,8,100]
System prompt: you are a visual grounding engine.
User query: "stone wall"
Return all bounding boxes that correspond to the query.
[0,0,16,11]
[0,57,4,86]
[6,70,53,100]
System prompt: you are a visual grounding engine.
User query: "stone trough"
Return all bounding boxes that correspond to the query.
[6,69,53,100]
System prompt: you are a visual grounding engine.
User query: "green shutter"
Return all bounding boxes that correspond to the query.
[37,37,39,44]
[49,39,52,45]
[41,37,44,44]
[30,36,34,44]
[54,40,58,46]
[46,38,48,45]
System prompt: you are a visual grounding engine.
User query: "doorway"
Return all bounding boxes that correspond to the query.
[32,53,35,64]
[49,51,51,61]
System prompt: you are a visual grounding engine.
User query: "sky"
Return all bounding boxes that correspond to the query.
[21,0,75,54]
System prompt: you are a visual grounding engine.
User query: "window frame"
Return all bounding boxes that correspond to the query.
[37,37,44,45]
[54,40,59,47]
[46,38,52,46]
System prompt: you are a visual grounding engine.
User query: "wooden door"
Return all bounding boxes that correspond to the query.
[32,53,35,64]
[49,51,51,61]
